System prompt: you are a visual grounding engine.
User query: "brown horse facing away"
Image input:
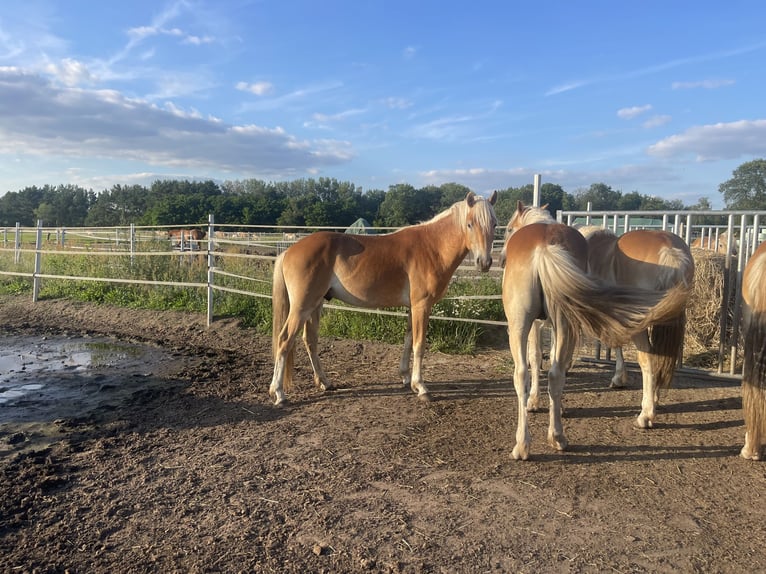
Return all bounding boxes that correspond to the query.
[499,202,690,460]
[269,191,498,406]
[578,225,694,429]
[740,240,766,460]
[167,228,207,248]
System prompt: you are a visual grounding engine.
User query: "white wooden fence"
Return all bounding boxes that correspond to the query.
[2,209,765,377]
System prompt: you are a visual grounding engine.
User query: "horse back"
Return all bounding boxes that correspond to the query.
[504,222,587,270]
[615,230,693,289]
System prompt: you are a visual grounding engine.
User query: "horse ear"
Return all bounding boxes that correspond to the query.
[465,191,477,207]
[488,190,498,205]
[516,200,525,213]
[541,203,549,211]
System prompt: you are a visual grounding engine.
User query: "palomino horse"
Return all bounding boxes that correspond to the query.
[500,202,690,460]
[269,191,498,406]
[690,230,735,255]
[578,225,694,428]
[740,240,766,460]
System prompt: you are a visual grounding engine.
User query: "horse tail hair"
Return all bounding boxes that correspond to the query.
[656,245,694,290]
[272,253,294,392]
[649,314,686,389]
[742,264,766,452]
[533,245,690,348]
[642,245,694,389]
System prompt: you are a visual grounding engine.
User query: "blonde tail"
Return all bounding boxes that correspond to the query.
[534,245,689,348]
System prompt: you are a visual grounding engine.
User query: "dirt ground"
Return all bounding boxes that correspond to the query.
[1,295,765,574]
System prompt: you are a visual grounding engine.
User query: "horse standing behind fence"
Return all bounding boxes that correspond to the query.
[578,226,694,428]
[690,230,735,255]
[269,191,498,406]
[740,240,766,460]
[499,202,691,460]
[167,228,206,249]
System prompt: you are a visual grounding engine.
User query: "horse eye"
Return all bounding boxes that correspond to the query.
[467,223,473,230]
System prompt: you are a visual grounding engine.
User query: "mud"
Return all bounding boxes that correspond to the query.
[0,295,764,573]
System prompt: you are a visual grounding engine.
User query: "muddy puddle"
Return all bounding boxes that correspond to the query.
[0,335,181,454]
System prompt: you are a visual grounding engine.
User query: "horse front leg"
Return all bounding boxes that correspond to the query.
[409,306,431,401]
[399,310,413,388]
[302,305,332,391]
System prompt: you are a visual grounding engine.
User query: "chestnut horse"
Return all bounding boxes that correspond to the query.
[740,240,766,460]
[269,191,497,406]
[500,202,690,460]
[578,225,694,428]
[167,228,207,247]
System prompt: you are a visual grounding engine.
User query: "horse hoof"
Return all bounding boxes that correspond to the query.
[526,397,540,412]
[740,446,761,460]
[548,434,568,451]
[635,415,653,429]
[319,383,334,392]
[512,444,530,461]
[418,392,433,403]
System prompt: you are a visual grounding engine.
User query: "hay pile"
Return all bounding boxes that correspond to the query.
[684,249,735,369]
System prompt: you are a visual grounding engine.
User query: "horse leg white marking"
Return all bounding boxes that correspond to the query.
[269,355,287,406]
[303,308,331,391]
[611,346,628,388]
[409,307,431,400]
[509,321,532,460]
[400,312,413,387]
[269,312,305,406]
[527,320,543,412]
[635,345,656,429]
[546,320,571,452]
[741,432,761,460]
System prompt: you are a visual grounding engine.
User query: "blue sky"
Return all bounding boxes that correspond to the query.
[2,1,766,208]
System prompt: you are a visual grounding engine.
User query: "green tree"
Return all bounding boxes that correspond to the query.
[719,159,766,209]
[376,184,440,227]
[573,183,622,210]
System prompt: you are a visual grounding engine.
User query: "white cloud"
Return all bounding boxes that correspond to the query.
[617,105,652,120]
[671,79,735,90]
[643,114,672,129]
[647,119,766,160]
[0,69,353,176]
[236,81,274,96]
[44,58,94,86]
[403,46,418,60]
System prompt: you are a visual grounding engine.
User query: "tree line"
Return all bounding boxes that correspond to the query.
[1,159,764,229]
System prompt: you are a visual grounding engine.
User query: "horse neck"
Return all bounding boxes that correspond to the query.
[421,208,468,268]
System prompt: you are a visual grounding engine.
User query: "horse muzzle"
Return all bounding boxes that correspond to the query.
[476,255,493,272]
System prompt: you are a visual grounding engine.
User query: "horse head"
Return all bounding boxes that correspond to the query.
[463,191,498,271]
[499,201,552,267]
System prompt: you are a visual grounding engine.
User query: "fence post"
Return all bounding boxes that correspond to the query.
[14,222,21,264]
[207,213,215,327]
[32,220,42,302]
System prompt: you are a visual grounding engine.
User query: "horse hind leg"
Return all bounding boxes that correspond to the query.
[270,309,311,406]
[546,318,572,452]
[610,346,629,388]
[302,306,332,391]
[634,336,657,429]
[399,311,413,388]
[507,319,532,460]
[526,319,544,412]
